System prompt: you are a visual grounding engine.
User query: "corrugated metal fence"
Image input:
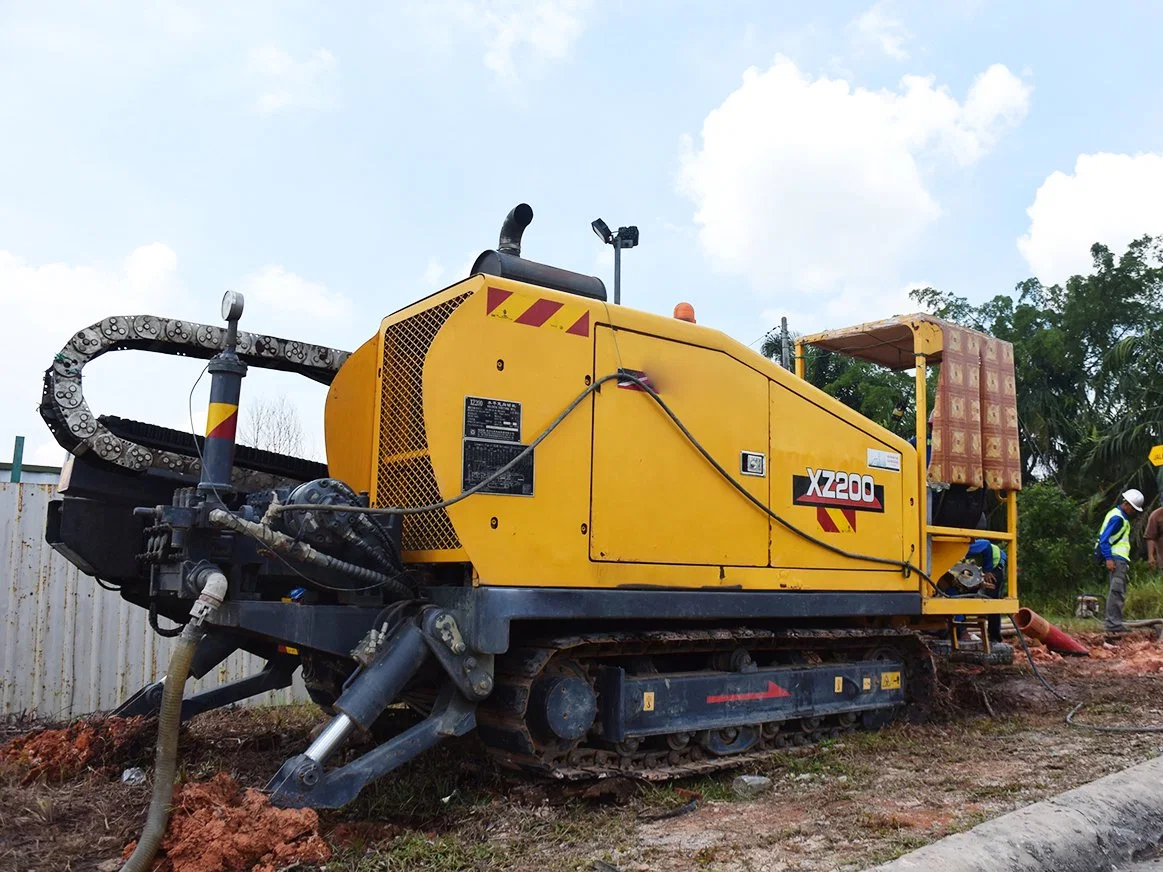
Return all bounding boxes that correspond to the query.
[0,482,308,719]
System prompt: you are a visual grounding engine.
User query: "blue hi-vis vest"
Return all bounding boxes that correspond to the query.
[1097,507,1132,561]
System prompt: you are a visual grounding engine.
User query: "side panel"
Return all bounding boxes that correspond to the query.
[423,277,597,581]
[325,335,380,495]
[414,277,922,593]
[589,326,770,567]
[769,380,909,572]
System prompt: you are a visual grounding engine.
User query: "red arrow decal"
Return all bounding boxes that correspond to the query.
[706,681,791,704]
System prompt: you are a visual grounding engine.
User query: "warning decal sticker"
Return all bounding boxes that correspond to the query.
[867,448,902,472]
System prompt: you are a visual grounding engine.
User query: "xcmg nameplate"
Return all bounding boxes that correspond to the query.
[462,396,534,497]
[463,396,522,443]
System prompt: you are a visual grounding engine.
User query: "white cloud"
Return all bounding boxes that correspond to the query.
[0,244,191,469]
[404,0,592,84]
[851,2,911,61]
[0,244,186,324]
[242,264,354,322]
[953,64,1032,163]
[677,57,1030,302]
[762,281,924,336]
[1018,152,1163,285]
[422,258,446,288]
[125,242,180,292]
[247,45,336,114]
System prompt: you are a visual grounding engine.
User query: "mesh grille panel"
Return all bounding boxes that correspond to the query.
[375,294,469,552]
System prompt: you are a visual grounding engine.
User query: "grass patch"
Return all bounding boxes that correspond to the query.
[875,834,934,860]
[965,782,1024,801]
[640,776,736,806]
[1125,568,1163,620]
[324,833,503,871]
[761,745,862,779]
[1026,560,1163,624]
[326,804,636,871]
[327,738,501,825]
[966,715,1028,736]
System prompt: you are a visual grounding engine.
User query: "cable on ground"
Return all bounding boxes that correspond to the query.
[1009,615,1163,734]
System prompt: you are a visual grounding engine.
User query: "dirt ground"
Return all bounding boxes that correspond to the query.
[4,630,1163,872]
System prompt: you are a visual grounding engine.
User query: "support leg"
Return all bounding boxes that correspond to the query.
[268,686,476,808]
[113,632,241,717]
[177,659,297,721]
[114,654,297,722]
[266,618,439,807]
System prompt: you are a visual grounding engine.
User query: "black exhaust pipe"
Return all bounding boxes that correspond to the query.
[473,203,608,302]
[498,203,534,256]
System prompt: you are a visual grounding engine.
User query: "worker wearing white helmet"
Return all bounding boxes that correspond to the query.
[1095,488,1145,638]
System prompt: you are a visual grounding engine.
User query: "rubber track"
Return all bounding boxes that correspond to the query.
[477,627,935,781]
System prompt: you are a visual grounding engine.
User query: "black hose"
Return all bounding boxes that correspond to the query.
[208,509,413,600]
[631,375,940,592]
[1066,702,1163,733]
[1009,616,1163,734]
[355,515,404,573]
[1008,616,1071,702]
[149,603,185,639]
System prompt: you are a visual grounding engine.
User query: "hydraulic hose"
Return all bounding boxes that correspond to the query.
[120,570,228,872]
[207,509,413,599]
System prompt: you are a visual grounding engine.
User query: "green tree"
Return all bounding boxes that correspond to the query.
[1016,482,1097,606]
[760,333,918,436]
[1081,323,1163,498]
[909,237,1163,503]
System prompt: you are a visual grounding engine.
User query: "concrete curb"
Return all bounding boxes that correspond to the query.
[865,754,1163,872]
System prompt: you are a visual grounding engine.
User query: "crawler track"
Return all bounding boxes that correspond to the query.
[477,627,935,781]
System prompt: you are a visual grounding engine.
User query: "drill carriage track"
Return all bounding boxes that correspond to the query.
[475,626,935,781]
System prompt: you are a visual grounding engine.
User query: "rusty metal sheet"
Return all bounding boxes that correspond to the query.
[0,482,309,719]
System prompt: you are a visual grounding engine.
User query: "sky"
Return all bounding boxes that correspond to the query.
[4,0,1163,468]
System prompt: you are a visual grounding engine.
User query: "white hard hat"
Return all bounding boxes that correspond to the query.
[1122,489,1145,512]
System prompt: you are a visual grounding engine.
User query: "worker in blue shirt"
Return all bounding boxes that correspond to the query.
[1096,489,1145,638]
[966,538,1006,583]
[965,538,1006,642]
